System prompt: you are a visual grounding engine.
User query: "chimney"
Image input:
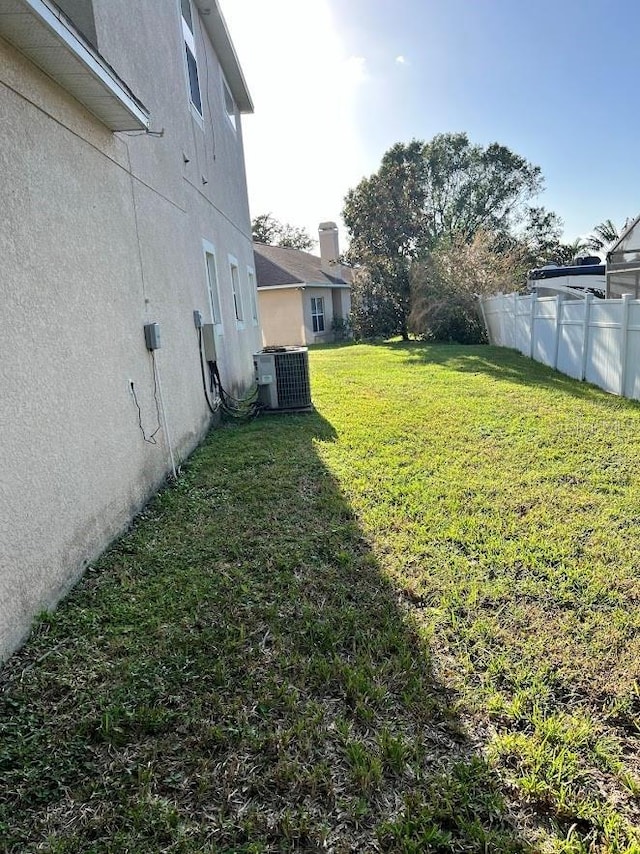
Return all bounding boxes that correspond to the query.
[319,221,340,276]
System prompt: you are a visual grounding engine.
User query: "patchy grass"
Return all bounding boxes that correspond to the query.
[312,342,640,853]
[1,342,640,852]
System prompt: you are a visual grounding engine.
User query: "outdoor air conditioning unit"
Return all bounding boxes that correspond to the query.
[253,347,312,411]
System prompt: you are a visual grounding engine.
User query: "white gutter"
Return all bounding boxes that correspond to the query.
[0,0,149,131]
[257,282,351,292]
[257,283,306,292]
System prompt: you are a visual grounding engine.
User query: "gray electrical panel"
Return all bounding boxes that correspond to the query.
[144,322,161,350]
[201,323,217,362]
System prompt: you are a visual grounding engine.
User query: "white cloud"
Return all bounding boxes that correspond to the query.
[395,55,406,64]
[219,0,369,244]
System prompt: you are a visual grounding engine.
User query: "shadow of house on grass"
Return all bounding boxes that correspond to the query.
[0,412,527,852]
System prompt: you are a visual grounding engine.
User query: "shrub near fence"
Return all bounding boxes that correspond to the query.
[480,292,640,399]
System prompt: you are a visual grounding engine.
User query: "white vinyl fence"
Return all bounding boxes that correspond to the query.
[480,292,640,400]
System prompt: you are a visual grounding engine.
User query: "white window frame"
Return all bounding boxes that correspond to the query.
[181,0,203,120]
[311,296,325,333]
[202,240,223,335]
[222,73,237,132]
[247,267,258,326]
[229,255,244,329]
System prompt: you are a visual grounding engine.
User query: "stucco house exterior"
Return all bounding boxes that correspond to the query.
[254,222,352,347]
[0,0,261,661]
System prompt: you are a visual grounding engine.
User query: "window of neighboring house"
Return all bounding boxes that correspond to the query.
[247,268,258,326]
[229,257,244,326]
[181,0,202,118]
[311,296,325,333]
[222,76,236,131]
[203,241,222,331]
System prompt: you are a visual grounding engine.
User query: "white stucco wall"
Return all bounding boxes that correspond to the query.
[331,287,352,338]
[258,289,305,347]
[258,285,352,346]
[0,0,261,661]
[302,286,351,344]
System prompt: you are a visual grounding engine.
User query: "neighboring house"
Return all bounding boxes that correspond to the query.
[254,222,352,346]
[606,214,640,298]
[0,0,261,661]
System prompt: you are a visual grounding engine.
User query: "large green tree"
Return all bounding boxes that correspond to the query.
[419,133,544,246]
[343,133,553,339]
[518,205,563,266]
[343,141,427,339]
[505,207,590,269]
[251,213,314,251]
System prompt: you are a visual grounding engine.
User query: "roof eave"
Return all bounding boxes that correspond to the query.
[307,280,351,288]
[0,0,149,131]
[257,281,351,290]
[257,283,305,291]
[194,0,253,114]
[607,214,640,261]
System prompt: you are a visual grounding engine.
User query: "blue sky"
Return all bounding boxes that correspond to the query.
[222,0,640,245]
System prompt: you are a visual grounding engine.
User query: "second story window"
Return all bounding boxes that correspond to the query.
[181,0,202,117]
[223,77,236,131]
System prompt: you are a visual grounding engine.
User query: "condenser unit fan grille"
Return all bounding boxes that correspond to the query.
[275,350,311,409]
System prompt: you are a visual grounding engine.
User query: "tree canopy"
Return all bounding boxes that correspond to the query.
[419,134,543,246]
[343,133,562,340]
[251,213,314,251]
[343,141,428,339]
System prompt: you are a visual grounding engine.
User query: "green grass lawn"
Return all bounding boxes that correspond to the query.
[2,342,640,853]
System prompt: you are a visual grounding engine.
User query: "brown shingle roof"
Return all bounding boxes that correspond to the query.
[253,243,352,289]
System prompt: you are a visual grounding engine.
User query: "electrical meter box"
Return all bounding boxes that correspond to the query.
[144,322,161,350]
[201,323,217,362]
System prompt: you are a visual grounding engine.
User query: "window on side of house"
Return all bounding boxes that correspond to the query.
[311,296,325,333]
[203,242,222,330]
[181,0,202,118]
[229,257,243,326]
[222,76,236,131]
[247,268,258,325]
